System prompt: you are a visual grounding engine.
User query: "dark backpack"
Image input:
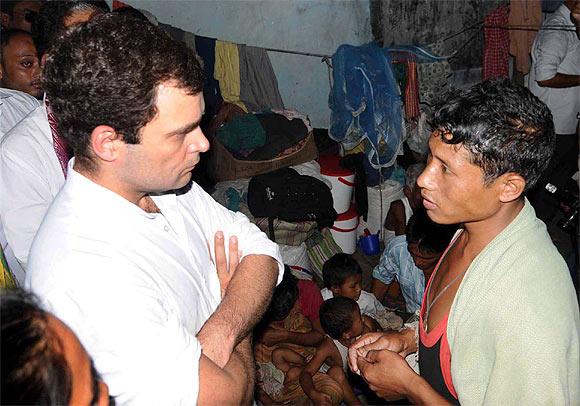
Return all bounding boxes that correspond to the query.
[248,168,337,240]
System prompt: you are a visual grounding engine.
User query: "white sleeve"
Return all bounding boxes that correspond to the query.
[532,24,572,82]
[32,255,202,405]
[183,182,284,283]
[0,145,56,267]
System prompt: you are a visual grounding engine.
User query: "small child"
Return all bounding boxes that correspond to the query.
[321,253,402,330]
[300,297,371,405]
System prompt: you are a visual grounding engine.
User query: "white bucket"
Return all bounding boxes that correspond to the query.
[330,205,359,254]
[357,180,404,241]
[319,155,355,214]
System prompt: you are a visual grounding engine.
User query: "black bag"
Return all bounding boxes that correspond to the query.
[248,168,337,240]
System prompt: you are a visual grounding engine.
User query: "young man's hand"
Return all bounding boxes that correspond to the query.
[357,349,415,401]
[348,329,415,374]
[213,231,240,298]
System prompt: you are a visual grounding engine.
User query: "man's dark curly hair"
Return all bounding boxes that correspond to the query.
[430,79,555,192]
[1,289,72,404]
[32,0,109,57]
[42,13,204,171]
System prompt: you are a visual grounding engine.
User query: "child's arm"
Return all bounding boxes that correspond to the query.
[299,337,340,405]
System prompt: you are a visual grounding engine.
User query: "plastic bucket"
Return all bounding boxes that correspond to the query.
[358,234,380,256]
[330,205,359,254]
[319,155,355,214]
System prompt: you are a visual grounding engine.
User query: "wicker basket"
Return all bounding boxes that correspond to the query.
[207,131,318,182]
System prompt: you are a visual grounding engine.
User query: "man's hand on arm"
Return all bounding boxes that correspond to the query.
[198,231,278,367]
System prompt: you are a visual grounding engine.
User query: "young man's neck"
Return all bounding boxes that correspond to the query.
[460,198,525,256]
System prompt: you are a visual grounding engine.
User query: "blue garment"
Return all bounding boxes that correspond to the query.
[372,235,424,313]
[329,42,403,169]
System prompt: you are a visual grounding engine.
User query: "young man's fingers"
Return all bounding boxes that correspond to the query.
[214,231,227,280]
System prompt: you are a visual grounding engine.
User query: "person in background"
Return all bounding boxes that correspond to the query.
[0,0,41,32]
[383,163,425,242]
[527,0,579,200]
[1,288,111,405]
[322,253,403,330]
[0,0,109,273]
[0,29,42,101]
[349,79,579,404]
[372,209,458,314]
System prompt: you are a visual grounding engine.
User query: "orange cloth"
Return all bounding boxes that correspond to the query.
[509,0,542,74]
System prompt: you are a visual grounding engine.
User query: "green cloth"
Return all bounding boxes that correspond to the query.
[447,199,579,404]
[0,246,17,288]
[216,114,266,151]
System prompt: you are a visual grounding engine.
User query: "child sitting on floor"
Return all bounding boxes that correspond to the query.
[299,297,374,406]
[321,253,402,330]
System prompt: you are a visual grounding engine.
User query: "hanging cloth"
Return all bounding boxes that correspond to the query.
[194,35,223,119]
[404,57,420,121]
[509,0,542,75]
[214,40,247,112]
[238,45,285,112]
[483,5,510,80]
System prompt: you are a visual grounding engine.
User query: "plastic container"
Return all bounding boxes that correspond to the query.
[330,205,359,254]
[358,233,380,256]
[318,155,355,214]
[357,180,404,240]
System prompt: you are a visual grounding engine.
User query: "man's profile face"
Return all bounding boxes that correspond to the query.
[2,1,40,32]
[121,82,209,194]
[417,133,503,226]
[0,33,42,98]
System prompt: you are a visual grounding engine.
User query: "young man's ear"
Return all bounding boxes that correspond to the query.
[498,173,526,203]
[90,125,121,162]
[1,12,10,29]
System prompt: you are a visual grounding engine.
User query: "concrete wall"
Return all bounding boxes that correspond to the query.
[116,0,373,128]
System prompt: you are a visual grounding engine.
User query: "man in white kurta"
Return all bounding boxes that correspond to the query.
[26,14,283,405]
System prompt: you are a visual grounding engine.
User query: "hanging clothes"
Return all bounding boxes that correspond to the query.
[214,40,247,112]
[483,5,510,80]
[509,0,542,75]
[329,42,403,170]
[238,45,285,112]
[194,35,223,119]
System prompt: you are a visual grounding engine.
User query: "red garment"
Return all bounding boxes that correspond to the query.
[297,279,323,323]
[404,57,420,121]
[483,5,510,80]
[45,100,69,178]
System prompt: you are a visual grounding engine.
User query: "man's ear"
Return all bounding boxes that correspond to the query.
[0,63,4,82]
[91,125,121,162]
[498,173,526,203]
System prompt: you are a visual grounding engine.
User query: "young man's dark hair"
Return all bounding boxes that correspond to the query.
[42,12,204,172]
[263,267,299,322]
[319,296,358,339]
[1,288,72,404]
[113,6,149,22]
[0,27,31,62]
[407,208,457,255]
[31,0,110,57]
[430,78,555,192]
[322,253,362,289]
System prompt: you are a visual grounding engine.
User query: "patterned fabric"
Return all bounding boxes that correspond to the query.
[417,61,451,106]
[45,100,69,177]
[254,217,317,246]
[404,57,420,121]
[483,5,510,80]
[305,228,343,281]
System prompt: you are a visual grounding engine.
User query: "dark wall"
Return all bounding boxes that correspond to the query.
[371,0,507,69]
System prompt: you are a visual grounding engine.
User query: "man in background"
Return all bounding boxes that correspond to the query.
[1,0,41,32]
